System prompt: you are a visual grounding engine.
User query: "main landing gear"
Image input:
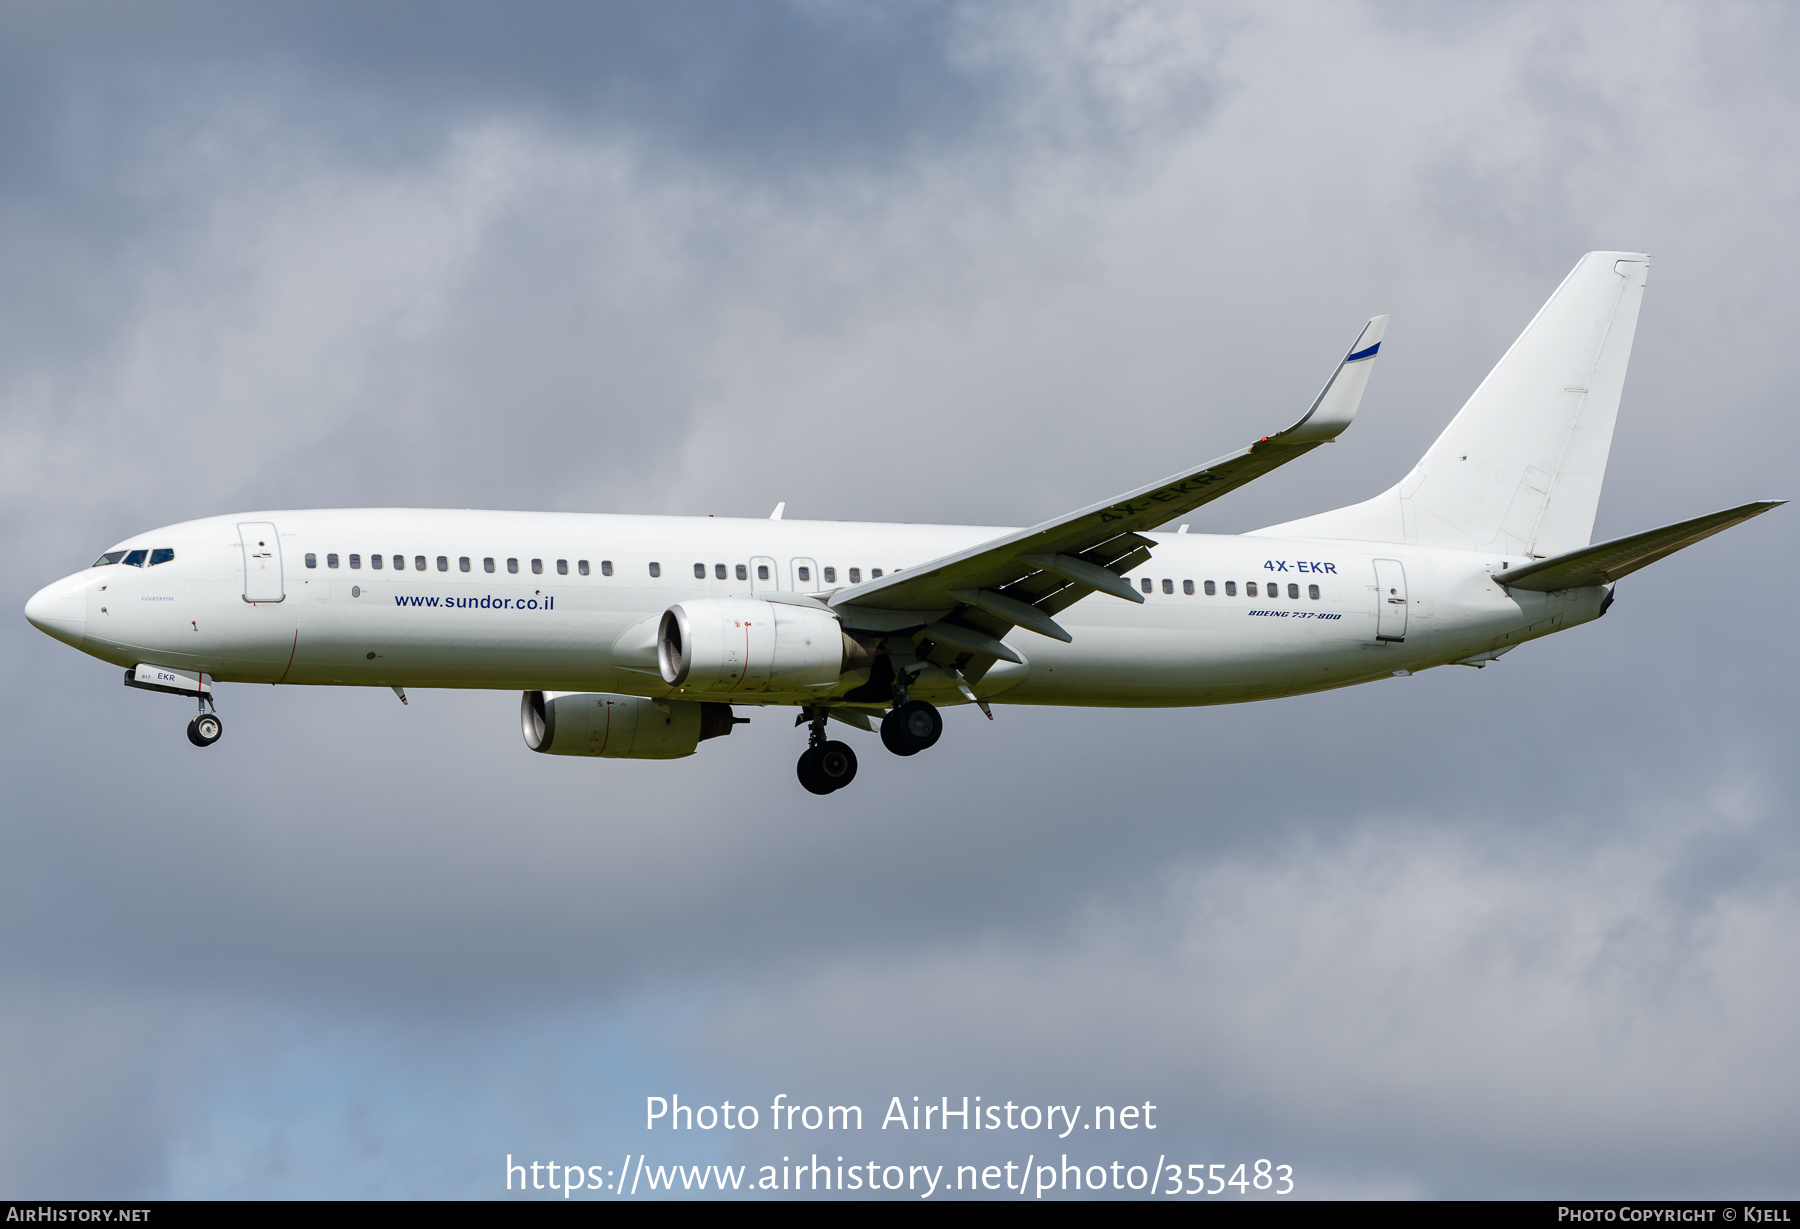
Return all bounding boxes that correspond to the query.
[880,700,942,757]
[796,697,946,796]
[797,708,858,795]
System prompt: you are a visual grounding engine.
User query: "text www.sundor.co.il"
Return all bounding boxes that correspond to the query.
[393,594,554,610]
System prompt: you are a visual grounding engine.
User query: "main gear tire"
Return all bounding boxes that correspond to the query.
[814,740,858,790]
[797,747,834,795]
[798,741,859,793]
[880,700,941,756]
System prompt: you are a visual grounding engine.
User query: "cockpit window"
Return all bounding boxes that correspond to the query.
[149,548,175,566]
[122,549,148,567]
[92,551,126,567]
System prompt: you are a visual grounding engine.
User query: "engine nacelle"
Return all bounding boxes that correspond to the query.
[658,598,845,693]
[520,691,739,759]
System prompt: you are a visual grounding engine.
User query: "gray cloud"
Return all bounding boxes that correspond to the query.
[1,0,1797,1198]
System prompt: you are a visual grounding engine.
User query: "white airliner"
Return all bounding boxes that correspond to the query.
[24,252,1781,793]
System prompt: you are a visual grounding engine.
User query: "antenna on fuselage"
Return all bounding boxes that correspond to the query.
[769,502,786,520]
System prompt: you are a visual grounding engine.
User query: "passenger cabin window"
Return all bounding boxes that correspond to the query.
[371,554,383,569]
[393,555,405,570]
[123,549,147,567]
[531,559,543,575]
[756,564,768,580]
[350,554,362,569]
[483,557,495,573]
[1162,579,1173,594]
[150,548,175,566]
[872,568,883,578]
[601,561,613,576]
[328,553,340,569]
[1288,583,1299,599]
[437,556,448,572]
[849,568,861,584]
[1245,581,1256,596]
[507,558,519,574]
[557,560,568,575]
[91,551,126,567]
[798,566,810,583]
[1204,580,1215,595]
[459,557,470,572]
[1140,577,1152,593]
[415,556,427,571]
[1308,584,1320,599]
[578,560,590,576]
[714,563,725,579]
[1267,585,1279,599]
[1183,580,1194,595]
[736,564,747,580]
[305,553,317,569]
[1224,581,1236,596]
[649,562,662,577]
[823,567,837,583]
[694,563,706,579]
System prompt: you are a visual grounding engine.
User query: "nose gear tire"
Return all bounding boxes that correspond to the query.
[187,714,223,747]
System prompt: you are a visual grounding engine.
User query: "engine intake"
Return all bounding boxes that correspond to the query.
[658,598,847,693]
[521,691,739,758]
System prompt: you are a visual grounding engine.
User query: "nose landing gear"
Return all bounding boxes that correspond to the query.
[186,690,222,748]
[187,712,223,747]
[796,707,858,795]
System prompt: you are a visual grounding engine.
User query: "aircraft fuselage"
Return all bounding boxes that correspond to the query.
[28,508,1603,708]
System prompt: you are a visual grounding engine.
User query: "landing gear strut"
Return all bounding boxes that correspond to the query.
[186,692,222,747]
[796,707,857,795]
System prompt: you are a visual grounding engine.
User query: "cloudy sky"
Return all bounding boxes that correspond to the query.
[3,0,1797,1200]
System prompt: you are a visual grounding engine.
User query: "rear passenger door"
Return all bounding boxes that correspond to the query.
[1373,558,1407,641]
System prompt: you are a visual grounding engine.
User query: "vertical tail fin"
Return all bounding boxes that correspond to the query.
[1255,252,1650,556]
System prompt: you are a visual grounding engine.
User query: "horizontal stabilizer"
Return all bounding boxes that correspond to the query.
[1493,500,1783,591]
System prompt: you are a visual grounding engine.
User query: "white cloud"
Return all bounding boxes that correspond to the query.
[700,774,1800,1192]
[2,0,1797,1197]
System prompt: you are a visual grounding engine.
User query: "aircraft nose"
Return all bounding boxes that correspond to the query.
[24,572,88,647]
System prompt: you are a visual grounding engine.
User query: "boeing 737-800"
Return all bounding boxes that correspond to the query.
[23,252,1781,794]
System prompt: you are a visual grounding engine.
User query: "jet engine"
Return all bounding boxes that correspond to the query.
[657,598,853,693]
[521,691,739,759]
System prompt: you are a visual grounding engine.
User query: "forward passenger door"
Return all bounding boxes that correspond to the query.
[238,522,285,603]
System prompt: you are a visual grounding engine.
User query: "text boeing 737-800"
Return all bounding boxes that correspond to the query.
[23,252,1782,794]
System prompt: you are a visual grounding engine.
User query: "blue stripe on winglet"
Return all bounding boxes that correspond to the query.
[1346,343,1380,362]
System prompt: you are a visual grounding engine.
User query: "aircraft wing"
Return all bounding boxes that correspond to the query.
[829,316,1388,656]
[1493,500,1784,592]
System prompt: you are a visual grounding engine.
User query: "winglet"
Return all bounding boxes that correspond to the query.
[1276,315,1388,445]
